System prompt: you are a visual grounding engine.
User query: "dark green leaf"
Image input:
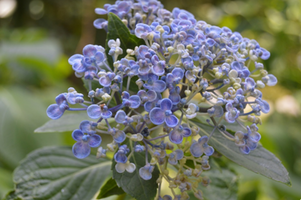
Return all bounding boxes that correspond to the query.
[2,191,22,200]
[106,13,145,92]
[112,150,159,200]
[190,118,291,185]
[97,178,125,199]
[190,168,238,200]
[13,146,111,200]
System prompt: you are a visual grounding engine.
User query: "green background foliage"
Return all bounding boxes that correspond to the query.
[1,0,301,199]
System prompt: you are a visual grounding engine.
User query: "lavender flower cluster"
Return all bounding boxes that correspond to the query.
[46,0,277,199]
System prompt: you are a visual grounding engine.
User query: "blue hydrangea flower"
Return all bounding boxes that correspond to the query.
[99,72,115,87]
[138,90,157,103]
[262,74,277,86]
[139,164,155,180]
[79,120,97,135]
[225,102,240,123]
[72,129,102,159]
[46,94,69,120]
[149,98,179,127]
[143,74,166,93]
[66,89,84,104]
[231,61,250,78]
[168,149,184,165]
[108,128,126,143]
[234,125,261,154]
[168,86,181,104]
[255,99,270,113]
[122,91,141,109]
[82,44,105,66]
[169,125,191,144]
[134,145,145,152]
[190,136,214,157]
[115,110,134,125]
[114,144,130,163]
[87,104,112,119]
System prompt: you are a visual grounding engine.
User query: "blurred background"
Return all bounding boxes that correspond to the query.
[0,0,301,199]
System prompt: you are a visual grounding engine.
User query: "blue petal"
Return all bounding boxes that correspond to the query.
[114,152,128,163]
[169,129,183,144]
[256,99,270,113]
[55,93,67,105]
[239,146,250,154]
[99,76,112,87]
[165,115,179,128]
[72,129,84,142]
[115,110,126,123]
[152,61,165,76]
[149,108,165,125]
[83,44,97,57]
[190,142,203,157]
[72,142,90,159]
[139,164,154,180]
[198,135,209,144]
[68,54,83,65]
[113,130,126,143]
[94,51,105,65]
[260,47,270,60]
[183,127,192,137]
[95,8,108,15]
[147,90,157,102]
[93,18,107,29]
[72,62,86,73]
[46,104,64,120]
[101,110,112,119]
[169,90,181,105]
[160,98,172,111]
[129,95,141,108]
[79,120,96,135]
[204,146,214,156]
[151,80,166,92]
[168,153,177,165]
[175,149,184,160]
[88,134,102,147]
[144,101,157,112]
[266,74,277,86]
[87,105,101,119]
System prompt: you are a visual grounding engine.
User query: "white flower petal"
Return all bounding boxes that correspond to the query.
[126,163,136,173]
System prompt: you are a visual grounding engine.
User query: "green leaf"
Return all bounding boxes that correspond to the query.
[35,113,115,133]
[97,178,125,199]
[106,13,145,92]
[0,87,62,169]
[34,112,88,133]
[190,119,291,185]
[112,150,159,200]
[13,146,111,200]
[189,168,238,200]
[2,191,22,200]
